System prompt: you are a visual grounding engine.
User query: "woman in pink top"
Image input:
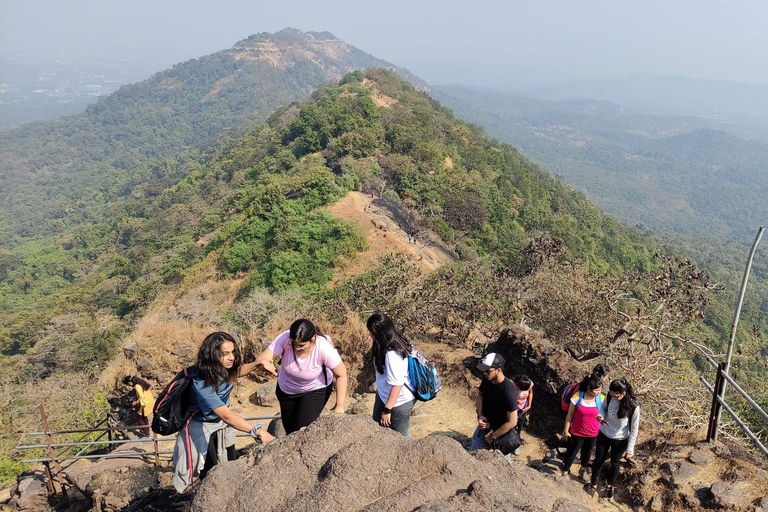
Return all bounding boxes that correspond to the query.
[256,319,347,434]
[560,374,604,480]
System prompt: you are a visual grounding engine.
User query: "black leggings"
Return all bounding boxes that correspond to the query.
[562,433,597,472]
[276,383,333,434]
[591,431,629,486]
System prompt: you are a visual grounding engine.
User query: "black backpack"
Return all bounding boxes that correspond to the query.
[151,366,198,436]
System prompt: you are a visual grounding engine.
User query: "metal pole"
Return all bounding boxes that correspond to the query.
[715,226,765,432]
[152,431,160,467]
[707,364,726,441]
[39,405,67,496]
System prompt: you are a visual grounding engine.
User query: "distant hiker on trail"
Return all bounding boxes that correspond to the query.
[472,353,520,459]
[172,332,274,492]
[586,379,640,500]
[408,232,412,244]
[560,374,604,480]
[371,190,375,198]
[256,319,347,434]
[583,363,610,391]
[367,312,417,437]
[123,375,154,436]
[514,374,533,439]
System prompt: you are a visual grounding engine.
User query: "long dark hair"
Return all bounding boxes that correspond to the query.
[580,374,603,395]
[288,319,325,362]
[579,363,609,392]
[592,363,609,380]
[515,375,532,391]
[608,378,638,419]
[122,375,151,390]
[196,331,241,391]
[289,319,325,345]
[366,312,411,374]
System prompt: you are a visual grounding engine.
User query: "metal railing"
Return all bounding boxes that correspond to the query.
[15,405,280,495]
[698,226,767,458]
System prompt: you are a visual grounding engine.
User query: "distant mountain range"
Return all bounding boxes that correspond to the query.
[516,74,768,118]
[0,28,423,246]
[434,85,768,240]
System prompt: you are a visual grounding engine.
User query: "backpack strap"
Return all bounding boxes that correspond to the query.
[596,393,603,411]
[574,391,584,410]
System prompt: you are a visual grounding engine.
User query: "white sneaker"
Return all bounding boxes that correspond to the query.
[513,447,521,455]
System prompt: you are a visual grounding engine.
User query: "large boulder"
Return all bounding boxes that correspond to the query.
[123,341,139,359]
[10,474,50,511]
[251,382,277,407]
[707,481,753,510]
[192,414,603,512]
[64,442,150,492]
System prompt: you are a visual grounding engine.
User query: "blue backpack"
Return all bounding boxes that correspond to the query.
[406,348,441,401]
[574,391,603,412]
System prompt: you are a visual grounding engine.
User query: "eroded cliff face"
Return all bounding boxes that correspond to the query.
[191,413,596,512]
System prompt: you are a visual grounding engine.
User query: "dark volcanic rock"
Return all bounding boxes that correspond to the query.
[251,382,277,407]
[688,449,713,466]
[707,481,752,510]
[123,341,139,359]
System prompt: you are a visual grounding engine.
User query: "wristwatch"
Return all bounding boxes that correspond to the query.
[382,407,392,414]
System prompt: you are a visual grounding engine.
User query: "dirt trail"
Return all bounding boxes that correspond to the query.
[326,191,456,283]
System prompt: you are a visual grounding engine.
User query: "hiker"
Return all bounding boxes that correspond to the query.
[514,374,533,439]
[472,353,520,459]
[367,312,417,436]
[172,331,274,492]
[560,362,610,413]
[586,379,640,500]
[122,375,154,436]
[256,319,347,434]
[408,232,412,244]
[582,363,610,391]
[560,374,604,479]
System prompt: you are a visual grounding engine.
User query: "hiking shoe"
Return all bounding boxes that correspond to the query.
[605,487,614,500]
[578,467,589,482]
[513,447,521,456]
[584,485,597,498]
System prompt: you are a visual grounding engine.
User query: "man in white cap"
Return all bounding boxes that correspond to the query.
[471,353,519,459]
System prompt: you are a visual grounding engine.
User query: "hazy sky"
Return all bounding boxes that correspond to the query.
[2,0,767,85]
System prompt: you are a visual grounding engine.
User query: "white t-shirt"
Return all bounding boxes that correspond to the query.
[375,350,415,407]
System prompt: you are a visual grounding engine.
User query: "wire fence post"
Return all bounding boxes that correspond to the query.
[42,462,55,495]
[152,430,160,467]
[39,405,67,496]
[707,364,726,442]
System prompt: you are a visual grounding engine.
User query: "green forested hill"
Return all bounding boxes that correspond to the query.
[433,86,768,240]
[0,28,423,247]
[0,69,655,356]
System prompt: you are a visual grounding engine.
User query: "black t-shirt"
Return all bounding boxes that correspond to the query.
[479,377,518,430]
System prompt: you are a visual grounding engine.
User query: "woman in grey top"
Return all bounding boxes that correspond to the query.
[587,379,639,500]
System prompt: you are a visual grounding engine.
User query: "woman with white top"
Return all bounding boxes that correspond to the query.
[256,319,347,434]
[367,312,416,437]
[586,378,640,500]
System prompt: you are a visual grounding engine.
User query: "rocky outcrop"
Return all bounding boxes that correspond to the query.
[7,473,50,511]
[192,414,599,512]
